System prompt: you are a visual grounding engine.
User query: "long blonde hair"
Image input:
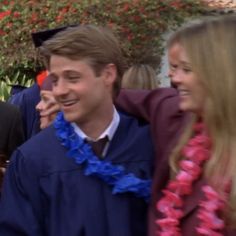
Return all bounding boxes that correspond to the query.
[169,15,236,225]
[121,64,159,90]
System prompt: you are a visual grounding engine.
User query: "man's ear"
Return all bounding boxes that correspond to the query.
[102,63,117,86]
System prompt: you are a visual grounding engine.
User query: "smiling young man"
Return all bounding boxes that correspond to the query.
[0,25,154,236]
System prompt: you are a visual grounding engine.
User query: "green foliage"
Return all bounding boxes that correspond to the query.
[0,0,209,100]
[0,67,33,100]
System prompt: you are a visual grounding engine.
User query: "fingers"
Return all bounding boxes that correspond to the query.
[40,103,60,116]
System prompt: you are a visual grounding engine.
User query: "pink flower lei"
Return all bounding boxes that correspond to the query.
[156,122,228,236]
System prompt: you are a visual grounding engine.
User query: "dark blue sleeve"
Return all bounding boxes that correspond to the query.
[8,84,41,140]
[0,150,44,236]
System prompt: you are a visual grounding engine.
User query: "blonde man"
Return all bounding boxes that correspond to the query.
[0,25,154,236]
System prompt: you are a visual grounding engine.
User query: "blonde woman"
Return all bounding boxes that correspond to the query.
[117,15,236,235]
[122,64,159,90]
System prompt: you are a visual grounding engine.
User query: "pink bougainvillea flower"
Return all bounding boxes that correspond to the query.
[0,10,11,20]
[13,12,20,18]
[0,29,6,35]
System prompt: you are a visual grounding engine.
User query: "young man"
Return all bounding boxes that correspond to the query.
[0,25,154,236]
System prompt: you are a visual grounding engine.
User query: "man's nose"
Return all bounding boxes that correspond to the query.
[53,79,69,97]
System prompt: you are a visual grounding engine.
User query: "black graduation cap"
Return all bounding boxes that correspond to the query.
[31,25,78,48]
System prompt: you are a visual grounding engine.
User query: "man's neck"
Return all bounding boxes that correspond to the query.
[76,106,115,140]
[80,118,113,140]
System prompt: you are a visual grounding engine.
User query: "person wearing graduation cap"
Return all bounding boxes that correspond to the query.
[8,26,69,140]
[0,25,154,236]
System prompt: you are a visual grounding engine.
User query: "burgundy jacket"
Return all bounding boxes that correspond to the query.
[116,88,236,236]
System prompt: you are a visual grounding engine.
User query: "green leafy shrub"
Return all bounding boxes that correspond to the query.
[0,0,209,100]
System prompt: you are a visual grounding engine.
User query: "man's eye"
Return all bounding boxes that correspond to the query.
[67,76,81,82]
[67,74,80,79]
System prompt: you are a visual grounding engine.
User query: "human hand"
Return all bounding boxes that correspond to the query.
[39,97,60,116]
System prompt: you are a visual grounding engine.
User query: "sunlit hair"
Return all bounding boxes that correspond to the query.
[39,25,125,98]
[121,64,159,90]
[168,14,236,225]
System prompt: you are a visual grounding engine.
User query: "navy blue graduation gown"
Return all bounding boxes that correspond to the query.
[0,113,154,236]
[8,83,41,140]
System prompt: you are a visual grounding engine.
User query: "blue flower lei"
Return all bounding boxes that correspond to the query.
[54,112,151,202]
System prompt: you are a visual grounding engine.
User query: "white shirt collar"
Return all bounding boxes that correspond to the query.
[72,106,120,142]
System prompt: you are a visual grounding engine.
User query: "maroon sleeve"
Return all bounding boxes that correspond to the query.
[116,88,179,122]
[116,87,188,162]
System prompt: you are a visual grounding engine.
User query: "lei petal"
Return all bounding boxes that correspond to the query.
[113,173,151,198]
[54,112,151,202]
[155,122,228,235]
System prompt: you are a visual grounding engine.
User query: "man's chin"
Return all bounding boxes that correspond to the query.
[63,113,77,123]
